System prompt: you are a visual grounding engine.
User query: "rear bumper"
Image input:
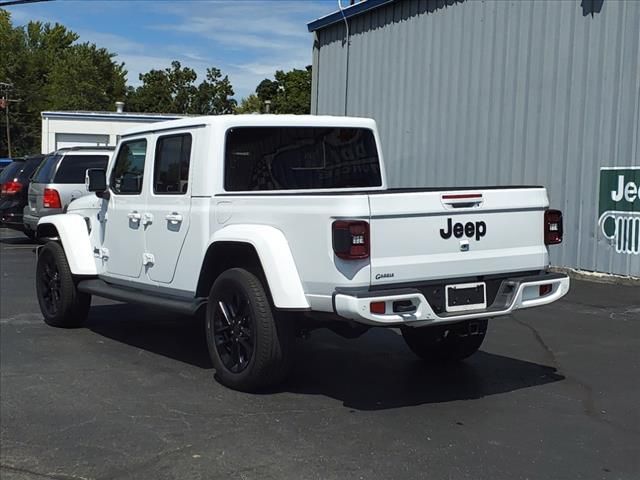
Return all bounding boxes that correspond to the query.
[333,271,570,327]
[22,211,40,231]
[0,200,24,227]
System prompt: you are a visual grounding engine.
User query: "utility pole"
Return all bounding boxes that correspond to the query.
[0,82,19,158]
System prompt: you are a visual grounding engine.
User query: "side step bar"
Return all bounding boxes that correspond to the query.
[77,279,206,316]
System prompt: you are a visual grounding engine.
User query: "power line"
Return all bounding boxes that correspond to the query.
[0,0,53,7]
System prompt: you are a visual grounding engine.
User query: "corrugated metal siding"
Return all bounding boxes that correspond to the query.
[312,0,640,277]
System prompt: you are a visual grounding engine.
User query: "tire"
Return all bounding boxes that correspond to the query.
[205,268,293,392]
[36,241,91,328]
[402,319,488,363]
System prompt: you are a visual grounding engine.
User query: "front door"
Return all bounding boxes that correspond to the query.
[144,132,193,284]
[102,138,149,279]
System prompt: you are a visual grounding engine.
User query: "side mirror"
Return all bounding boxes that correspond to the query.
[86,168,107,193]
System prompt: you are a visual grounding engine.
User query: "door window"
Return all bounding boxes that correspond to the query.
[110,139,147,194]
[153,134,192,194]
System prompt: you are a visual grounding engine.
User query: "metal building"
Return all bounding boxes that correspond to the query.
[41,105,181,153]
[308,0,640,278]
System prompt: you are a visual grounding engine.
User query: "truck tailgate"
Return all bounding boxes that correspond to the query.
[368,188,549,286]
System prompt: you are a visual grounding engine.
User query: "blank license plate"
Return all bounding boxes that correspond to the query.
[445,282,487,312]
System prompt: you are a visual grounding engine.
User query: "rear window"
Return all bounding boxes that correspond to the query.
[224,127,382,191]
[31,155,61,183]
[21,157,45,179]
[0,161,24,183]
[54,155,109,184]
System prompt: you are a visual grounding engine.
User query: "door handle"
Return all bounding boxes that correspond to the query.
[165,212,183,224]
[128,211,141,222]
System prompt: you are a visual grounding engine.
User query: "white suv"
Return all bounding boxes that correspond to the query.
[34,115,570,392]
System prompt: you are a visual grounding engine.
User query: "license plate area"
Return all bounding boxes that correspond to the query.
[445,282,486,312]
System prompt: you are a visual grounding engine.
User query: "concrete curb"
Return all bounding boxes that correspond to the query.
[550,266,640,286]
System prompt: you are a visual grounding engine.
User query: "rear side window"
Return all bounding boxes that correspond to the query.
[224,127,382,191]
[54,155,109,184]
[31,155,61,183]
[153,134,192,194]
[111,139,147,194]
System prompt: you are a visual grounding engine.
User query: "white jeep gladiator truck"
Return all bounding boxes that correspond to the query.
[34,115,570,392]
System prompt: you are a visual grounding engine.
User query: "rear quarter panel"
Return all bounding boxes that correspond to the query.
[210,195,371,311]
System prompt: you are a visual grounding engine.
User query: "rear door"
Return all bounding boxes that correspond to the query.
[143,132,193,284]
[368,188,549,287]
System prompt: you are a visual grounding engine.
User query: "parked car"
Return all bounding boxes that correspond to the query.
[0,155,45,238]
[0,158,12,172]
[34,115,569,392]
[23,147,113,238]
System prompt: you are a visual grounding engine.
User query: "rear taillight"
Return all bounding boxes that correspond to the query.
[1,180,22,196]
[544,209,563,245]
[332,220,370,260]
[43,188,62,209]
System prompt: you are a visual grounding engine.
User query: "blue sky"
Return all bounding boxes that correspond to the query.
[5,0,337,100]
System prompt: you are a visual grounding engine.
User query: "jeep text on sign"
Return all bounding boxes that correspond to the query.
[598,167,640,255]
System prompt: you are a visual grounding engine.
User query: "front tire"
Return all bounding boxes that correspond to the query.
[205,268,293,392]
[402,319,488,362]
[36,241,91,328]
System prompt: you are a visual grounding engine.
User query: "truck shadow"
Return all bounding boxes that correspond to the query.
[283,328,564,410]
[86,303,564,411]
[0,236,36,245]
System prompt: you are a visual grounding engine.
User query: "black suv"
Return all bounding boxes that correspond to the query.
[0,155,45,239]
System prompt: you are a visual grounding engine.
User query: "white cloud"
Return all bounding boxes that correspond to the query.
[145,0,327,98]
[6,0,333,100]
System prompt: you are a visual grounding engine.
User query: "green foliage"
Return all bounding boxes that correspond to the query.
[0,11,237,156]
[126,61,236,115]
[0,10,126,156]
[235,94,263,114]
[248,66,312,115]
[47,43,127,111]
[0,8,313,157]
[194,67,236,115]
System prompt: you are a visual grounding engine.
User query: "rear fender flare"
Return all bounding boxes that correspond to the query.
[37,214,96,276]
[210,225,309,309]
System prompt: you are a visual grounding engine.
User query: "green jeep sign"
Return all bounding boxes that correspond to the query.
[598,167,640,255]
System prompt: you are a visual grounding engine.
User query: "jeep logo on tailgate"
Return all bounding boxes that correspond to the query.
[440,218,486,241]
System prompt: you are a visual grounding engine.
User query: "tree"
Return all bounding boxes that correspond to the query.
[46,43,126,111]
[0,10,126,156]
[194,67,236,115]
[235,94,263,114]
[126,62,236,115]
[245,66,311,115]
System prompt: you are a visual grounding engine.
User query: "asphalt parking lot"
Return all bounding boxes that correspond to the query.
[1,227,639,480]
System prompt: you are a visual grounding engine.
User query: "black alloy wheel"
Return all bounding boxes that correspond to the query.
[37,248,63,317]
[206,268,294,392]
[213,289,254,373]
[35,241,91,328]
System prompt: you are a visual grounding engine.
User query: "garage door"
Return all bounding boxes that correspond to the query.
[55,133,110,150]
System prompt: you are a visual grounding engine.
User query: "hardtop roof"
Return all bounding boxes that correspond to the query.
[120,114,377,138]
